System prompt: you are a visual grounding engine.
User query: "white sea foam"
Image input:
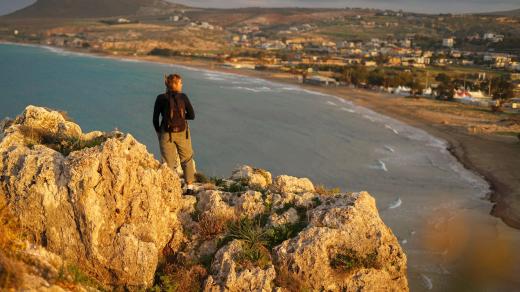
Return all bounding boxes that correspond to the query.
[388,197,402,209]
[233,86,272,93]
[326,101,337,106]
[384,145,395,153]
[420,274,433,290]
[340,107,356,113]
[370,160,388,172]
[385,124,400,135]
[362,115,377,122]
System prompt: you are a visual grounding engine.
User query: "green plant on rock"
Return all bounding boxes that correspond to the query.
[19,125,106,156]
[56,263,105,290]
[194,172,209,184]
[209,176,225,187]
[222,218,269,248]
[223,181,248,193]
[234,243,272,271]
[151,260,207,292]
[315,184,341,196]
[265,221,308,249]
[330,249,379,273]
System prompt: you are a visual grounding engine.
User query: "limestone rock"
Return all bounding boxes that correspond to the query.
[203,240,276,292]
[1,106,409,291]
[232,190,266,218]
[196,190,236,221]
[274,192,408,291]
[231,165,272,188]
[268,208,299,227]
[0,106,185,287]
[271,175,315,194]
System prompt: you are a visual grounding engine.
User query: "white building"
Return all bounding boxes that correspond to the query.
[442,37,454,48]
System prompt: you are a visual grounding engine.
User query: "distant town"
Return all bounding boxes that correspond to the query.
[2,7,520,111]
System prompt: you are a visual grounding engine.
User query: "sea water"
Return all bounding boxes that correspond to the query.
[0,43,508,291]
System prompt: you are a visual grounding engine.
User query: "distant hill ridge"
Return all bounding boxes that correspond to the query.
[5,0,186,18]
[479,8,520,17]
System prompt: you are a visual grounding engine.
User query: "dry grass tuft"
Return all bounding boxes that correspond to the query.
[197,214,229,241]
[0,196,25,253]
[315,184,341,196]
[0,196,26,289]
[153,261,208,292]
[18,125,105,156]
[274,265,310,292]
[0,252,25,289]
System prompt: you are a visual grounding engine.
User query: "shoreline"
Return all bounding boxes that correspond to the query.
[2,41,519,230]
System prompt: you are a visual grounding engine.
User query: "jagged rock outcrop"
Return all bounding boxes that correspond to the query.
[231,165,272,189]
[203,240,277,292]
[0,106,186,288]
[1,106,408,291]
[274,192,408,291]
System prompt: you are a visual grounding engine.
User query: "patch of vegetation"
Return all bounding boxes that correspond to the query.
[274,266,310,292]
[196,214,229,241]
[234,243,272,271]
[221,218,269,249]
[330,249,380,273]
[19,126,106,156]
[0,196,25,254]
[209,176,226,187]
[194,172,209,184]
[0,252,24,290]
[264,221,307,249]
[312,197,322,207]
[315,184,341,196]
[151,262,207,292]
[222,180,248,193]
[57,264,104,289]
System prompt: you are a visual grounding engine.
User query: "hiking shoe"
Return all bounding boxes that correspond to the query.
[184,188,195,195]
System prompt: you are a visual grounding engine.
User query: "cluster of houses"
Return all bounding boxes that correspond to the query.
[229,30,519,72]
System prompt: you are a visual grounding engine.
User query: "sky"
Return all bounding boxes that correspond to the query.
[0,0,519,15]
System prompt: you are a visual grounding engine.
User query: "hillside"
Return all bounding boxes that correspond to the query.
[5,0,186,19]
[480,8,520,17]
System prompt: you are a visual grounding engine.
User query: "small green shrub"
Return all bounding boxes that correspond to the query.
[265,222,307,249]
[194,173,209,183]
[330,249,379,273]
[223,182,248,193]
[209,176,225,187]
[234,244,271,271]
[221,218,268,249]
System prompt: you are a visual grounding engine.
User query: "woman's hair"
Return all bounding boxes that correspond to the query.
[164,74,182,92]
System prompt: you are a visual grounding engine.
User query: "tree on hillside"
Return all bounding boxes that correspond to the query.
[435,73,455,100]
[368,69,385,86]
[491,76,514,101]
[342,65,368,86]
[407,77,425,97]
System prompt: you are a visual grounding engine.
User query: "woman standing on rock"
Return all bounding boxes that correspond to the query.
[153,73,196,194]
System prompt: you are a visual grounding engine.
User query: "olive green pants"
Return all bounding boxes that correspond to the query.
[158,129,195,184]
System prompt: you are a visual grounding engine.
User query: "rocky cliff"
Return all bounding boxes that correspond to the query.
[0,106,408,291]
